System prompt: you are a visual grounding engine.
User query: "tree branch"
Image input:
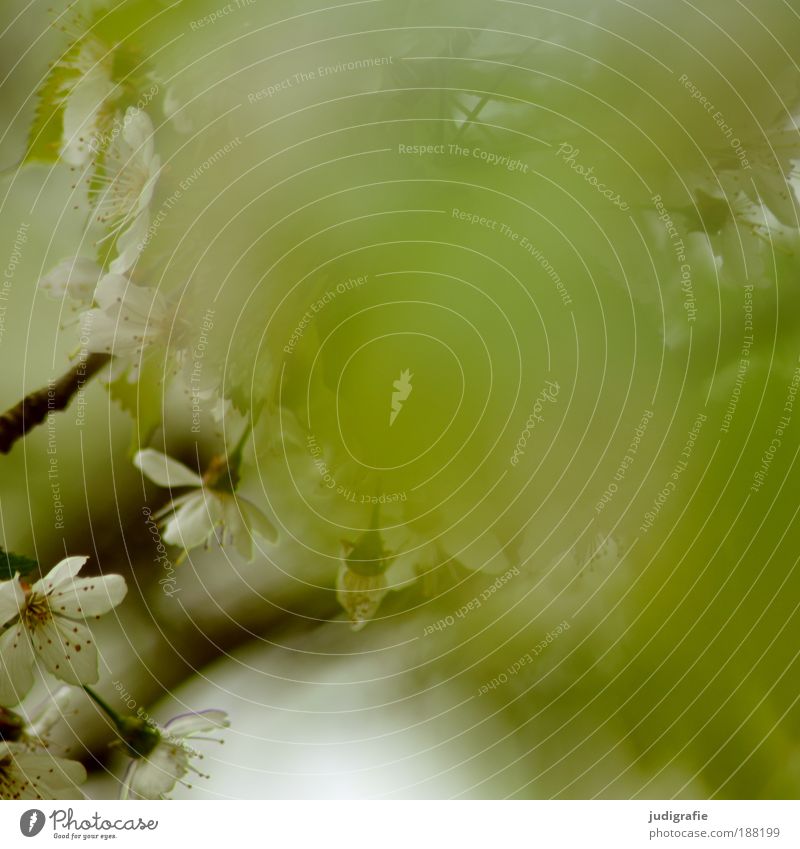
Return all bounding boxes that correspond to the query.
[0,353,110,454]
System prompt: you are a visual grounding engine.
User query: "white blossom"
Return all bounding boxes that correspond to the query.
[0,558,127,705]
[89,107,160,275]
[336,563,407,631]
[336,509,416,630]
[120,709,229,799]
[134,449,278,560]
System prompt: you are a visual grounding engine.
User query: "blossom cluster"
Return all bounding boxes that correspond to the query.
[0,555,229,799]
[0,10,234,801]
[0,557,124,798]
[32,18,424,633]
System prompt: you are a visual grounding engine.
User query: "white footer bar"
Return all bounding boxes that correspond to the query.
[1,800,796,848]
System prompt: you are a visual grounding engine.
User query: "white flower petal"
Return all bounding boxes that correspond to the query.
[220,498,251,560]
[35,761,88,799]
[138,156,161,213]
[119,760,136,800]
[152,490,195,519]
[32,557,88,596]
[109,213,149,275]
[751,169,797,227]
[134,449,204,488]
[205,490,227,525]
[48,573,127,618]
[92,273,130,309]
[242,500,278,545]
[163,709,229,738]
[0,623,35,706]
[32,619,98,687]
[163,87,192,133]
[0,578,24,627]
[162,493,214,550]
[386,554,418,589]
[60,69,115,167]
[231,520,253,561]
[39,257,102,303]
[121,108,155,160]
[82,309,118,354]
[125,742,189,799]
[25,686,75,741]
[86,294,167,358]
[8,750,87,799]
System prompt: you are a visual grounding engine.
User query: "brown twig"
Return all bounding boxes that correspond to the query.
[0,353,110,454]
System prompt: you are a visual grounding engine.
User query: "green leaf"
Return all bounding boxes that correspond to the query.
[0,549,38,582]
